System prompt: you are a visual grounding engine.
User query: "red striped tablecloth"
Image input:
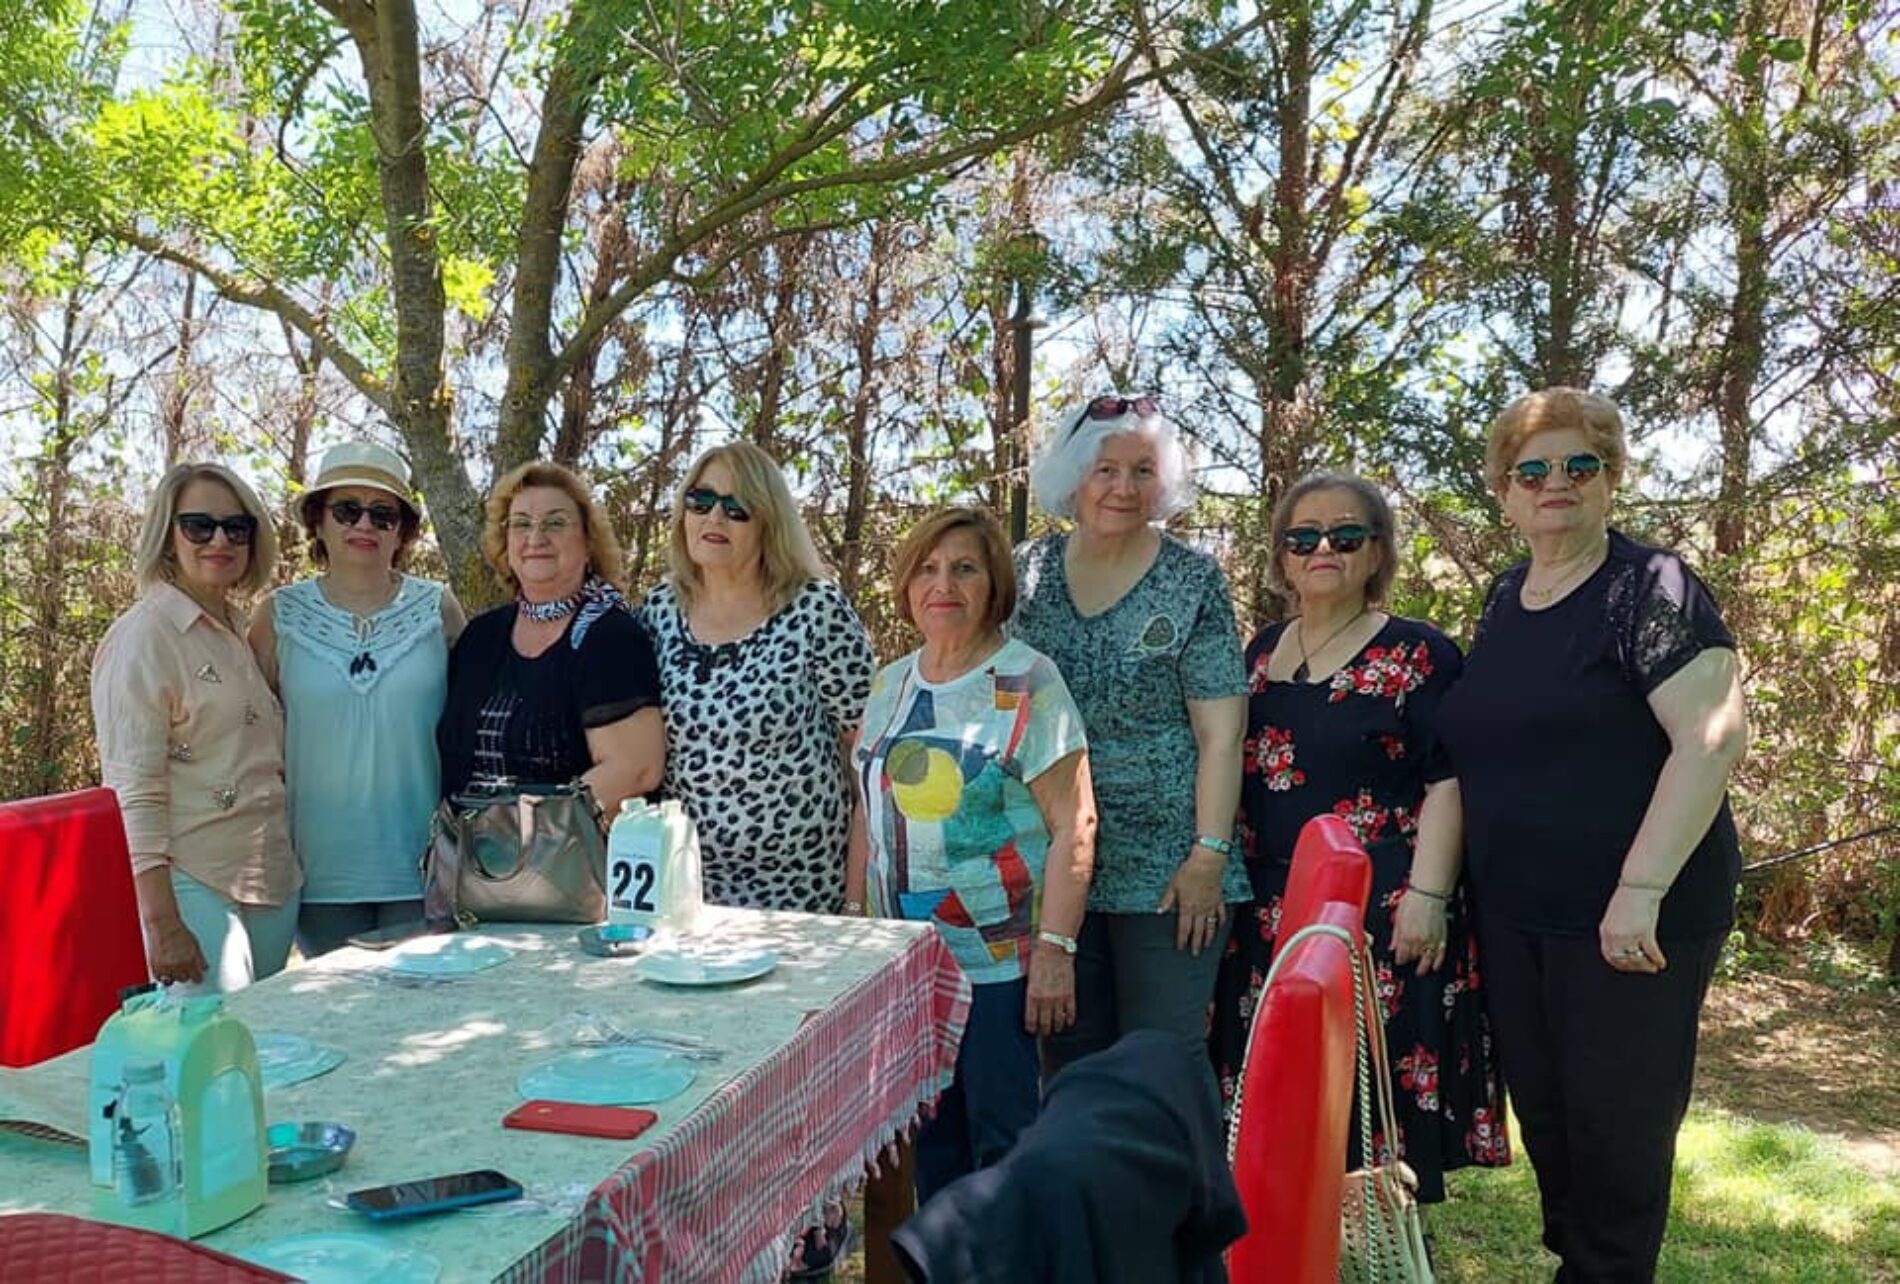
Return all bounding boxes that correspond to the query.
[507,926,971,1283]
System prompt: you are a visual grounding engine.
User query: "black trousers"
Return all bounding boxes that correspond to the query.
[1477,920,1724,1284]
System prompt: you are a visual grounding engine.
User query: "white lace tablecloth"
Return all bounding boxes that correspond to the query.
[0,908,971,1282]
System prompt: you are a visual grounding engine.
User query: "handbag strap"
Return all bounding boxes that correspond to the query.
[1225,921,1358,1164]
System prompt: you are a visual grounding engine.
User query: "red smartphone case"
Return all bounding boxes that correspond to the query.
[502,1100,658,1140]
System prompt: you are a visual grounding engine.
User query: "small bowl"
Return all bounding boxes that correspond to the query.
[578,924,651,958]
[266,1121,356,1184]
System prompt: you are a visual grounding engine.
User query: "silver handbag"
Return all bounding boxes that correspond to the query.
[422,780,608,927]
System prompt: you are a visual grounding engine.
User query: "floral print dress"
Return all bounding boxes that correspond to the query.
[1208,615,1510,1202]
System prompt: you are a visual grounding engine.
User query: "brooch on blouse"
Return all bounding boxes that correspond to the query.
[1128,614,1179,657]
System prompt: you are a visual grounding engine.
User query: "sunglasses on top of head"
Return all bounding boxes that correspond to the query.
[682,486,752,522]
[1281,523,1374,556]
[1064,393,1162,440]
[328,499,404,531]
[1510,452,1605,490]
[174,513,259,546]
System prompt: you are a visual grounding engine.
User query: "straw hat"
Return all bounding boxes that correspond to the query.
[309,440,416,512]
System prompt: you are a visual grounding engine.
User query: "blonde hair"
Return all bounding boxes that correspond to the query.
[134,462,279,596]
[890,506,1017,631]
[666,441,829,612]
[480,461,626,594]
[1485,387,1627,498]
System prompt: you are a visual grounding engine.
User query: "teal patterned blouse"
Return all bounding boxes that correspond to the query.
[1011,532,1250,913]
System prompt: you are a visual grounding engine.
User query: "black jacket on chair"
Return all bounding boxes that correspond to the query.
[892,1030,1247,1284]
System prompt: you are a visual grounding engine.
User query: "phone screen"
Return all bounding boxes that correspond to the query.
[346,1168,522,1218]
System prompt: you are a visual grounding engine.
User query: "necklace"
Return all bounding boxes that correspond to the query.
[517,589,582,622]
[1523,544,1606,605]
[1293,606,1370,683]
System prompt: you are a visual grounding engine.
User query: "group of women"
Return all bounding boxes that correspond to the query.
[90,385,1745,1284]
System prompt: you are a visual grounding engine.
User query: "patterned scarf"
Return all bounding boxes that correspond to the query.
[516,573,633,648]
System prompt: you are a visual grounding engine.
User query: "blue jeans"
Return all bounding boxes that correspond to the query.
[915,976,1039,1205]
[1040,911,1229,1083]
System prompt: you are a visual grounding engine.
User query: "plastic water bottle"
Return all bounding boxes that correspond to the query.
[113,1057,183,1234]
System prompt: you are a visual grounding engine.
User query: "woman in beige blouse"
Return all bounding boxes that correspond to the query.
[91,462,301,992]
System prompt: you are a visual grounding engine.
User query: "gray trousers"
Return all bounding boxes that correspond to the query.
[1041,910,1230,1082]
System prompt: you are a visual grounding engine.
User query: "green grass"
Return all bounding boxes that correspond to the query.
[1433,1106,1900,1282]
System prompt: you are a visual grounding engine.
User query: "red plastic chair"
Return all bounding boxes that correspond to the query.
[1275,813,1373,968]
[0,788,149,1067]
[1228,814,1375,1283]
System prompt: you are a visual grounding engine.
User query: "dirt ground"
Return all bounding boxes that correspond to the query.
[1693,964,1900,1176]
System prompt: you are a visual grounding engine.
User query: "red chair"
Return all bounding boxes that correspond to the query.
[0,788,148,1067]
[1228,814,1375,1283]
[1275,813,1373,967]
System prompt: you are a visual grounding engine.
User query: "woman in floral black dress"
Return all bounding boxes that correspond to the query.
[1209,472,1509,1204]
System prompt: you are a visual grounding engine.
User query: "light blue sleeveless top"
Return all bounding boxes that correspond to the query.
[274,575,448,902]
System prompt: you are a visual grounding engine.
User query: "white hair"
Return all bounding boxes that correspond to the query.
[1028,398,1196,521]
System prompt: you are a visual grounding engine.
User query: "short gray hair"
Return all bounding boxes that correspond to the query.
[1029,396,1196,522]
[134,461,279,596]
[1267,472,1397,605]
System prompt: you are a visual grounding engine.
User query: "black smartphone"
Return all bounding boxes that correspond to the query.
[344,1168,524,1220]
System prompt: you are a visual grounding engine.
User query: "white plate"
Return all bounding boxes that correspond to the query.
[386,935,514,976]
[244,1232,441,1284]
[634,945,778,987]
[254,1032,346,1091]
[517,1046,697,1105]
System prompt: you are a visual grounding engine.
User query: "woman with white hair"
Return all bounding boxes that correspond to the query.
[1011,394,1249,1076]
[91,462,301,992]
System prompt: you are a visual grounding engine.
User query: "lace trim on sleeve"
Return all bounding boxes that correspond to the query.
[1604,558,1705,691]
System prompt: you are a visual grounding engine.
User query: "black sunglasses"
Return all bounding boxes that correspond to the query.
[174,512,258,546]
[1511,452,1605,490]
[328,499,403,531]
[1282,523,1374,556]
[682,486,752,522]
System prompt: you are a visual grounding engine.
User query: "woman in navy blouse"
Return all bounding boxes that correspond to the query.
[1436,388,1748,1282]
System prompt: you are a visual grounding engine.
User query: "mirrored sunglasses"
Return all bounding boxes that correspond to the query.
[1511,452,1605,490]
[1282,523,1373,556]
[682,486,752,522]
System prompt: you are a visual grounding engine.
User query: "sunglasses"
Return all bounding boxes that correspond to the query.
[682,486,752,522]
[1511,452,1605,490]
[505,514,577,539]
[174,513,258,546]
[1066,393,1161,440]
[1282,523,1374,556]
[328,499,403,531]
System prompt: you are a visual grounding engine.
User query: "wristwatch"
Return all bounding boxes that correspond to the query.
[1194,833,1234,856]
[1037,930,1078,954]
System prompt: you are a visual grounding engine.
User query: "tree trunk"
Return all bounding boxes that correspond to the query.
[1713,0,1772,556]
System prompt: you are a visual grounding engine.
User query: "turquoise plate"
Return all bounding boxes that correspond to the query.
[517,1046,697,1105]
[244,1232,440,1284]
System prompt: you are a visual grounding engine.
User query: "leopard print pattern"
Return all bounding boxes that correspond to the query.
[638,578,875,914]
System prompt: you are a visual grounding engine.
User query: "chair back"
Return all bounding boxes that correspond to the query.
[1228,814,1375,1283]
[0,788,148,1067]
[1275,813,1372,967]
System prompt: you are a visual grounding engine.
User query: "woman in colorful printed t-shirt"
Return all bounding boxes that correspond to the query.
[850,506,1096,1204]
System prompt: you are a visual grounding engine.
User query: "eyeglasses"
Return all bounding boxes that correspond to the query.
[1511,452,1605,490]
[505,514,577,539]
[1282,523,1374,556]
[682,486,752,522]
[328,499,403,531]
[174,513,258,546]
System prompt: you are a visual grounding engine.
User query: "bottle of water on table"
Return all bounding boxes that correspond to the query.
[113,1057,184,1235]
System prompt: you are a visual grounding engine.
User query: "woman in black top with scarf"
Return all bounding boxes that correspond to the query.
[438,461,664,814]
[1436,389,1747,1283]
